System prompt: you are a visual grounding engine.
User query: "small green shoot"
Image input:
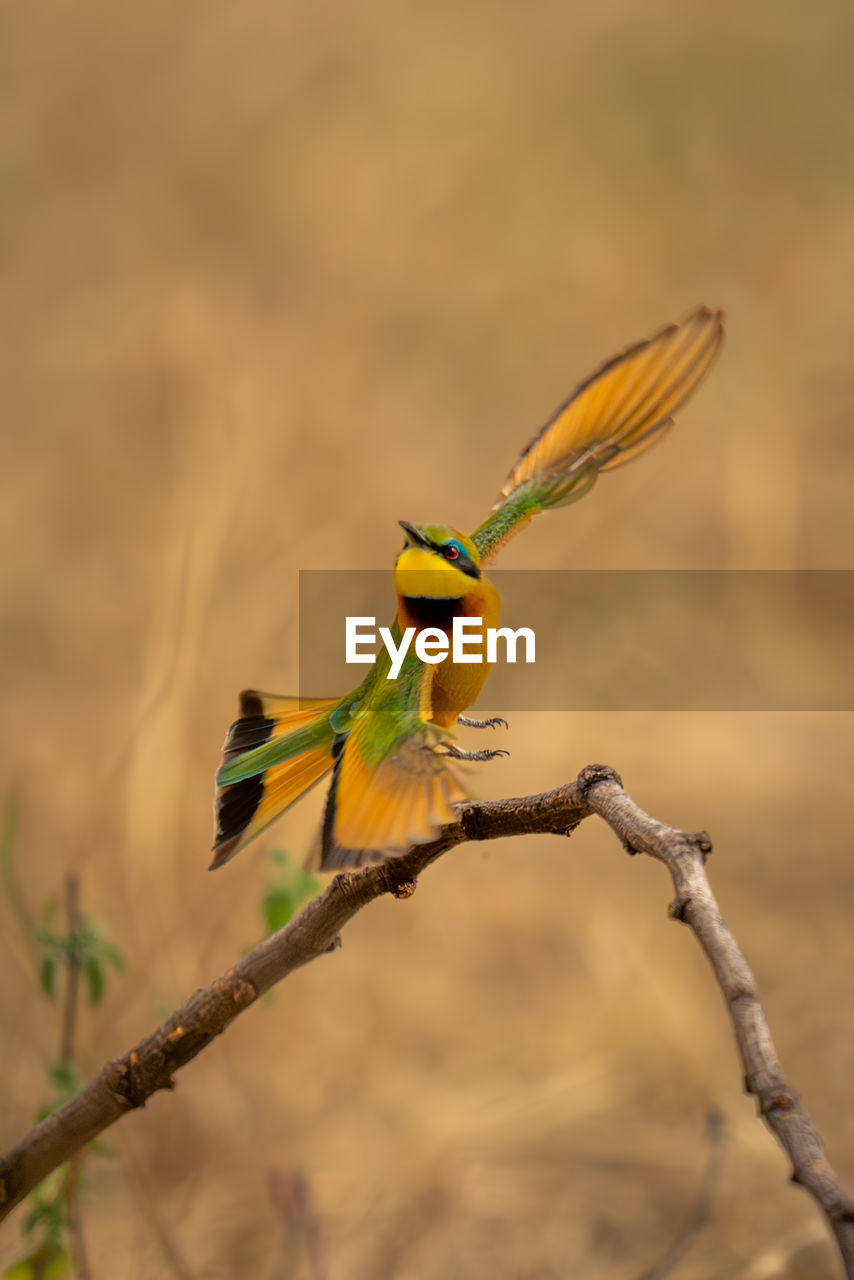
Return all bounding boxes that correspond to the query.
[260,849,321,935]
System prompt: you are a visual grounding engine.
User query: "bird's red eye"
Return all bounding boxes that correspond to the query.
[444,544,460,560]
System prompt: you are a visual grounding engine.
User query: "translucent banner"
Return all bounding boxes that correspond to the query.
[298,570,854,711]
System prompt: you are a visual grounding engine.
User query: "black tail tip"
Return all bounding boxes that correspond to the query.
[208,836,240,871]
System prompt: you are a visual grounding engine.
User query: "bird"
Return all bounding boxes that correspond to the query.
[210,305,724,872]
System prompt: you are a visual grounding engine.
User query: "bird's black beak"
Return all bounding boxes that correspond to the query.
[399,520,432,549]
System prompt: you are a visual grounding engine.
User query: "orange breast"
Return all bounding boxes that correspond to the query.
[397,576,501,729]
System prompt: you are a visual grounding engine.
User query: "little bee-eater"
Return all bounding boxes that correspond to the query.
[211,306,724,871]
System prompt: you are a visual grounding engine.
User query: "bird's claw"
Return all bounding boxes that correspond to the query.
[457,715,510,731]
[443,745,510,762]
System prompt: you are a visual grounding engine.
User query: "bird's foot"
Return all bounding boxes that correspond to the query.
[457,715,509,730]
[441,743,510,762]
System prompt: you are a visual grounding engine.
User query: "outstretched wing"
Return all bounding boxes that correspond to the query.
[472,305,724,560]
[317,654,468,869]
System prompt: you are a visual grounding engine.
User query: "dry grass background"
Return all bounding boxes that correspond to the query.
[2,0,854,1276]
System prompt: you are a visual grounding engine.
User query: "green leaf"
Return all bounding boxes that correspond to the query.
[22,1194,64,1241]
[292,866,322,900]
[37,1059,81,1119]
[84,956,104,1006]
[262,888,296,934]
[99,941,125,972]
[34,927,62,955]
[46,1063,79,1099]
[47,1063,73,1090]
[39,957,56,1001]
[260,850,321,934]
[34,909,125,1007]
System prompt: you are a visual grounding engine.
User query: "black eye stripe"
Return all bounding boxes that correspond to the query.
[426,538,480,579]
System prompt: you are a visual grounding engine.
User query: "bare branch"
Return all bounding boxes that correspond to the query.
[267,1168,328,1280]
[119,1139,197,1280]
[59,875,82,1073]
[636,1109,726,1280]
[60,874,91,1280]
[1,766,852,1276]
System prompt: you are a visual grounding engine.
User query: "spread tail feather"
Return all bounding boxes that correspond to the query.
[210,691,338,869]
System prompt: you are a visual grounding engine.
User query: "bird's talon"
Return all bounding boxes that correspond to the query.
[457,715,510,731]
[443,744,510,762]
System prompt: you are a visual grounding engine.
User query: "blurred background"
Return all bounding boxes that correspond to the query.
[1,0,853,1276]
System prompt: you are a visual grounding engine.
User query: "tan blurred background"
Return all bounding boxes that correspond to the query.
[2,0,854,1276]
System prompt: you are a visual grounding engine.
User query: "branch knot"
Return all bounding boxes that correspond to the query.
[577,763,623,795]
[459,803,488,841]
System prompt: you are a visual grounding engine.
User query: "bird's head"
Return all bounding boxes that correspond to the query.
[394,521,482,599]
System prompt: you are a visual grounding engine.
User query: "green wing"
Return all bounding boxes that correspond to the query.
[215,619,400,786]
[472,305,724,561]
[216,698,338,785]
